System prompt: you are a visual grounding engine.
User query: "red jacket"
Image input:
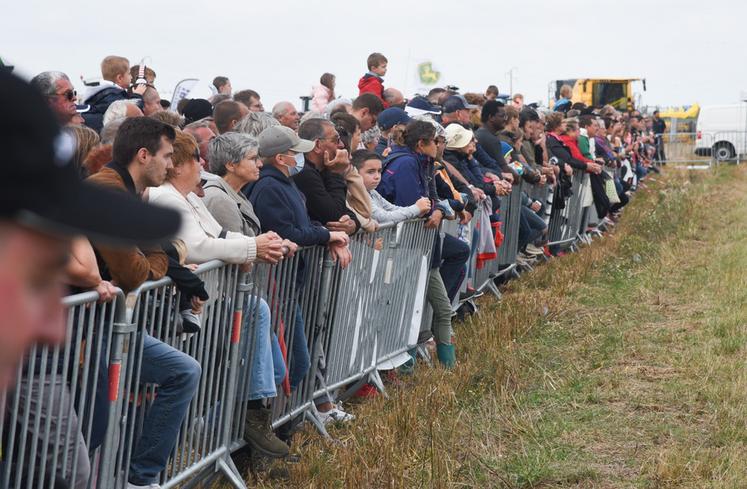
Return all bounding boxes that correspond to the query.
[558,134,592,163]
[358,73,388,107]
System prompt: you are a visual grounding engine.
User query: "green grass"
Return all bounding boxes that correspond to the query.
[241,166,747,488]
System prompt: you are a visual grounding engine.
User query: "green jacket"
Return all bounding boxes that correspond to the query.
[578,131,594,160]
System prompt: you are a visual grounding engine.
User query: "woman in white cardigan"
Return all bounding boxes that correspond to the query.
[148,130,290,459]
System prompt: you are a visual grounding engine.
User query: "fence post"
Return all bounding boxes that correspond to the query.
[97,292,134,487]
[212,269,250,488]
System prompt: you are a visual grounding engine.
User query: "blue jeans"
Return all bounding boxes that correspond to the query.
[289,304,311,390]
[519,205,547,249]
[128,335,201,485]
[243,298,286,400]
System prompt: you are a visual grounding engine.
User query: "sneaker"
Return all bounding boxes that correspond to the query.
[244,408,290,458]
[525,244,545,256]
[317,405,355,425]
[127,484,161,489]
[180,310,201,333]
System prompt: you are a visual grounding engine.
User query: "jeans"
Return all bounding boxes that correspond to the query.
[243,298,286,400]
[519,205,547,250]
[439,234,470,302]
[289,304,311,390]
[128,335,201,485]
[15,377,90,489]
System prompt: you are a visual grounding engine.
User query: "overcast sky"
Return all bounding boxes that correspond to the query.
[3,0,746,110]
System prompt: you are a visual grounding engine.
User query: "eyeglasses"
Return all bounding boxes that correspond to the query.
[193,149,201,162]
[54,89,77,102]
[319,135,341,144]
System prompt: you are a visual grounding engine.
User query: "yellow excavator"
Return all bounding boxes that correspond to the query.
[548,78,646,111]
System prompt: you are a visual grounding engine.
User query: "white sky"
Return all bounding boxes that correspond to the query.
[3,0,746,110]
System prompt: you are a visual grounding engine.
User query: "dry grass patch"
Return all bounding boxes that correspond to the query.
[242,167,747,488]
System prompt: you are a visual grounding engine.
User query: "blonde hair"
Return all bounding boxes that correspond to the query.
[559,84,573,99]
[101,55,130,82]
[64,125,100,174]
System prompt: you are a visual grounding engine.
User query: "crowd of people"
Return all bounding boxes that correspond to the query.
[2,52,662,488]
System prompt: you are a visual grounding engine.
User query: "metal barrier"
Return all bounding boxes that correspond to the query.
[657,132,714,166]
[1,289,122,489]
[709,131,746,164]
[547,170,587,250]
[111,262,246,488]
[3,168,622,487]
[319,220,435,398]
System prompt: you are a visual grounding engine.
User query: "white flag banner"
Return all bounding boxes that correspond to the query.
[170,78,199,109]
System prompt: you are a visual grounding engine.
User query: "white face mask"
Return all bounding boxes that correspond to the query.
[283,152,305,176]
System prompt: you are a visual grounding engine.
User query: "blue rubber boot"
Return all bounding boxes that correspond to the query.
[436,343,456,369]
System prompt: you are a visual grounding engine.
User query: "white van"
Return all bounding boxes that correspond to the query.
[694,103,747,160]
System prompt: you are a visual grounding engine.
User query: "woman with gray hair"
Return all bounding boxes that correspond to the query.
[201,132,298,459]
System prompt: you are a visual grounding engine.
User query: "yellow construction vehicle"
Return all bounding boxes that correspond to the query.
[548,78,646,111]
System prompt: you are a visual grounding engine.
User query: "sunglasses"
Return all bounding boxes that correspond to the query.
[54,89,77,102]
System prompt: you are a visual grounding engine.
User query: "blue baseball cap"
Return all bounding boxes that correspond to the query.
[442,94,477,114]
[377,107,411,130]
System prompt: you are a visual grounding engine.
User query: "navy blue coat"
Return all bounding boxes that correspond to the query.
[377,145,443,268]
[244,165,330,246]
[83,86,142,132]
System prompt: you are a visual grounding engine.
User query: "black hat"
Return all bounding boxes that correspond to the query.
[183,98,213,124]
[0,70,180,246]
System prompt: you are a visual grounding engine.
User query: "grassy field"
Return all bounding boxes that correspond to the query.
[246,166,747,488]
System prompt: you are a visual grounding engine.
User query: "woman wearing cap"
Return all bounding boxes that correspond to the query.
[378,120,464,368]
[148,130,291,459]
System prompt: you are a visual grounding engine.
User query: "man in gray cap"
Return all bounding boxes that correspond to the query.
[243,125,354,432]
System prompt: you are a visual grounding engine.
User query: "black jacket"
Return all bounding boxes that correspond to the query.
[546,133,588,172]
[292,158,360,231]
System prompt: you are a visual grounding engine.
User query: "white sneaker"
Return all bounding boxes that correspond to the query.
[127,483,161,489]
[317,405,355,425]
[525,244,545,256]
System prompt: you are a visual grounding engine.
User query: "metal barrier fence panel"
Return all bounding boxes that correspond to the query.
[547,170,586,249]
[109,262,242,488]
[318,220,435,398]
[1,290,121,489]
[496,181,524,266]
[657,132,714,166]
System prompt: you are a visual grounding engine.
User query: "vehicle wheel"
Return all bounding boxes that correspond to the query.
[712,142,735,161]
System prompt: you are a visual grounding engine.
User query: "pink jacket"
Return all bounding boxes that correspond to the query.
[311,85,333,113]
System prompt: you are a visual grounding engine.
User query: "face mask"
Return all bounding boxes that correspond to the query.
[285,152,305,176]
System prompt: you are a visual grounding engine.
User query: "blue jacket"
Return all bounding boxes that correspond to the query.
[378,145,435,208]
[378,145,443,268]
[82,85,142,132]
[243,165,330,246]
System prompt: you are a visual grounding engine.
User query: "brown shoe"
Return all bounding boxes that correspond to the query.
[244,408,289,458]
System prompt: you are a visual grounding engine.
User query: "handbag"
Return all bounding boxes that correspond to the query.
[604,172,621,205]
